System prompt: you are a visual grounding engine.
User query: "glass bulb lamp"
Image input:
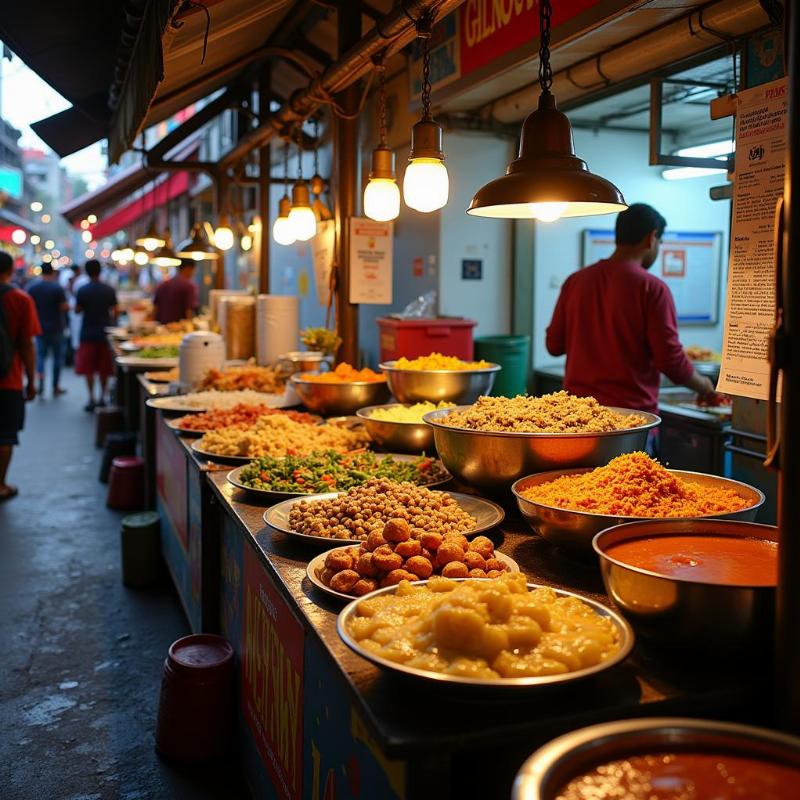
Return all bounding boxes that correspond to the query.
[288,181,316,241]
[403,119,448,213]
[273,195,296,246]
[364,146,400,222]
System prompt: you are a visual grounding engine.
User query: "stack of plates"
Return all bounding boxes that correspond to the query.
[256,294,299,366]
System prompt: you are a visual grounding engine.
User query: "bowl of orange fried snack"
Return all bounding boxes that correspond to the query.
[291,363,390,416]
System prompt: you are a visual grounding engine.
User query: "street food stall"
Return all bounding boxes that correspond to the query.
[6,0,798,796]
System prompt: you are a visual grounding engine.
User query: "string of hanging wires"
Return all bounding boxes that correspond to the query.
[538,0,553,94]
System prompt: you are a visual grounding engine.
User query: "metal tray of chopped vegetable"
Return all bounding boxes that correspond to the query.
[227,451,452,500]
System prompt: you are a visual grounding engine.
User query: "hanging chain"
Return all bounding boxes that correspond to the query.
[295,127,303,180]
[377,63,388,146]
[283,141,290,194]
[538,0,553,94]
[418,16,433,120]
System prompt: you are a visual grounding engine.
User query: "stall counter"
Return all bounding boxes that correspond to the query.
[206,472,765,799]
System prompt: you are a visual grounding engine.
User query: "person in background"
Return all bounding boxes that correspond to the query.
[0,251,41,502]
[75,260,118,412]
[27,262,69,397]
[69,264,89,356]
[545,203,715,422]
[59,263,80,366]
[153,259,199,324]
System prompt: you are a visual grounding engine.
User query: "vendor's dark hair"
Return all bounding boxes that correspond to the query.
[0,251,12,274]
[41,262,54,276]
[85,259,101,278]
[615,203,666,245]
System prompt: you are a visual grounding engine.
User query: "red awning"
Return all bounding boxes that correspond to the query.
[90,170,192,240]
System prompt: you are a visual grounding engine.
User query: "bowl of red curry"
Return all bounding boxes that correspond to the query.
[593,518,777,652]
[512,717,800,800]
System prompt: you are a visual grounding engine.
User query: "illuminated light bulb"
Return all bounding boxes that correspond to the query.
[121,246,135,262]
[527,202,568,222]
[213,213,235,251]
[80,219,90,230]
[111,249,121,261]
[288,181,316,241]
[30,201,43,212]
[11,228,27,245]
[41,255,51,263]
[272,195,296,246]
[241,233,253,251]
[364,178,400,222]
[44,239,55,249]
[134,249,150,266]
[87,214,97,224]
[30,235,40,245]
[41,214,51,224]
[136,221,165,251]
[85,249,95,258]
[403,157,449,212]
[81,230,93,243]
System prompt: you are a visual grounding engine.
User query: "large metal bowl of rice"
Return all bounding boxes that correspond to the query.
[423,396,660,494]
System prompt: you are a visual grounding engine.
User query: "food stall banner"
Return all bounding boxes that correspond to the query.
[312,220,335,307]
[349,218,393,305]
[718,77,787,400]
[242,544,305,800]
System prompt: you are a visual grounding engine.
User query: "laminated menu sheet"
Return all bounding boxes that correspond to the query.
[718,77,787,400]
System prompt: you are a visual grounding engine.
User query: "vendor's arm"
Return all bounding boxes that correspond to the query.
[545,285,568,357]
[646,283,715,395]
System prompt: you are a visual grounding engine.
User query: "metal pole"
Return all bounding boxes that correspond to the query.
[777,2,800,733]
[214,177,227,290]
[259,67,271,294]
[334,2,361,365]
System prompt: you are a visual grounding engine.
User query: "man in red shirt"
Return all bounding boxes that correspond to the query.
[545,204,714,416]
[0,251,41,501]
[153,260,199,324]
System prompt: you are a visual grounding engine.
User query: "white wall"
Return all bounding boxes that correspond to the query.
[531,127,731,367]
[439,132,514,336]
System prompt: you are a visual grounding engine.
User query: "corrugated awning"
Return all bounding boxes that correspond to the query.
[60,136,201,224]
[90,170,192,240]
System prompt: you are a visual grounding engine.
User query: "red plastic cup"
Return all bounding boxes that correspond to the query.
[155,634,234,761]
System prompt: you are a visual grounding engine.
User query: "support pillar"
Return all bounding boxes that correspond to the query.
[213,177,227,290]
[258,67,271,294]
[334,2,361,365]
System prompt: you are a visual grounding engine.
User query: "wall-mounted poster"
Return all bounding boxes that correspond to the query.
[581,229,723,324]
[349,218,393,305]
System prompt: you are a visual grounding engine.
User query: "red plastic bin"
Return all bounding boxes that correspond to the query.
[377,317,476,362]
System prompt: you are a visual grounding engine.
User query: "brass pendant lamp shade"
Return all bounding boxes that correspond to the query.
[467,93,627,219]
[177,222,220,260]
[467,0,626,222]
[150,229,182,268]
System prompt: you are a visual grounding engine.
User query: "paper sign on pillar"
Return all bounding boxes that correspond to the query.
[718,77,787,400]
[348,218,393,304]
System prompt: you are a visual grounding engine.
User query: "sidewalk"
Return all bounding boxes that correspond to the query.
[0,369,244,799]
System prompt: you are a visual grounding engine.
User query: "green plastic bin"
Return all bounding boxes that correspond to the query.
[474,335,530,397]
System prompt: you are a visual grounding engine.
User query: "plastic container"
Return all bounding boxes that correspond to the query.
[178,331,225,392]
[106,456,145,511]
[475,335,530,396]
[95,405,124,448]
[99,431,138,483]
[377,317,476,362]
[155,634,234,761]
[121,511,160,586]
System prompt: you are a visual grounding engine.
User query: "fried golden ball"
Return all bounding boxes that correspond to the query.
[468,536,494,560]
[441,561,469,579]
[372,545,403,572]
[329,569,360,593]
[468,568,488,579]
[436,541,465,567]
[405,555,434,579]
[395,539,422,559]
[356,552,379,578]
[352,578,378,596]
[444,533,469,550]
[366,530,387,551]
[486,569,503,579]
[419,531,443,551]
[383,518,411,542]
[485,558,506,573]
[381,569,418,587]
[463,551,487,571]
[325,549,354,571]
[320,567,336,585]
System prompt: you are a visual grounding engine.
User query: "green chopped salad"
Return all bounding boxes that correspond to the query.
[138,345,180,359]
[237,450,449,494]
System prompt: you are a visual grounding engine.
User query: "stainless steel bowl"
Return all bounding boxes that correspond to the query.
[513,470,765,557]
[380,361,501,404]
[356,404,437,454]
[291,372,390,416]
[337,579,633,691]
[513,717,800,800]
[593,519,776,651]
[424,407,660,494]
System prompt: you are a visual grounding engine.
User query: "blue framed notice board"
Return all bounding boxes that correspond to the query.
[581,229,723,324]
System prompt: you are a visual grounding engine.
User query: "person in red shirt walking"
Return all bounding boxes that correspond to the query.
[0,251,41,501]
[545,203,714,417]
[153,260,199,324]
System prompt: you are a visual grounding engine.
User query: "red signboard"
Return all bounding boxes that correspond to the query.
[459,0,600,77]
[242,545,305,800]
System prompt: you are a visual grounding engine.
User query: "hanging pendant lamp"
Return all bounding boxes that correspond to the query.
[177,222,220,261]
[467,0,626,221]
[288,132,317,242]
[136,219,165,251]
[273,141,297,246]
[364,63,400,222]
[150,229,182,268]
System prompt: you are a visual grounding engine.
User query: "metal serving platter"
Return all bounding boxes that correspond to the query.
[117,355,178,368]
[146,390,295,414]
[336,579,634,691]
[307,547,519,602]
[227,454,451,500]
[263,490,506,547]
[166,410,324,439]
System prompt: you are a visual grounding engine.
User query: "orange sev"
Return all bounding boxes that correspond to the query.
[521,452,750,517]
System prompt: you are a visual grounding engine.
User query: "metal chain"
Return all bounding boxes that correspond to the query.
[312,116,320,174]
[377,64,388,146]
[538,0,553,94]
[295,127,303,180]
[283,141,290,194]
[418,16,433,120]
